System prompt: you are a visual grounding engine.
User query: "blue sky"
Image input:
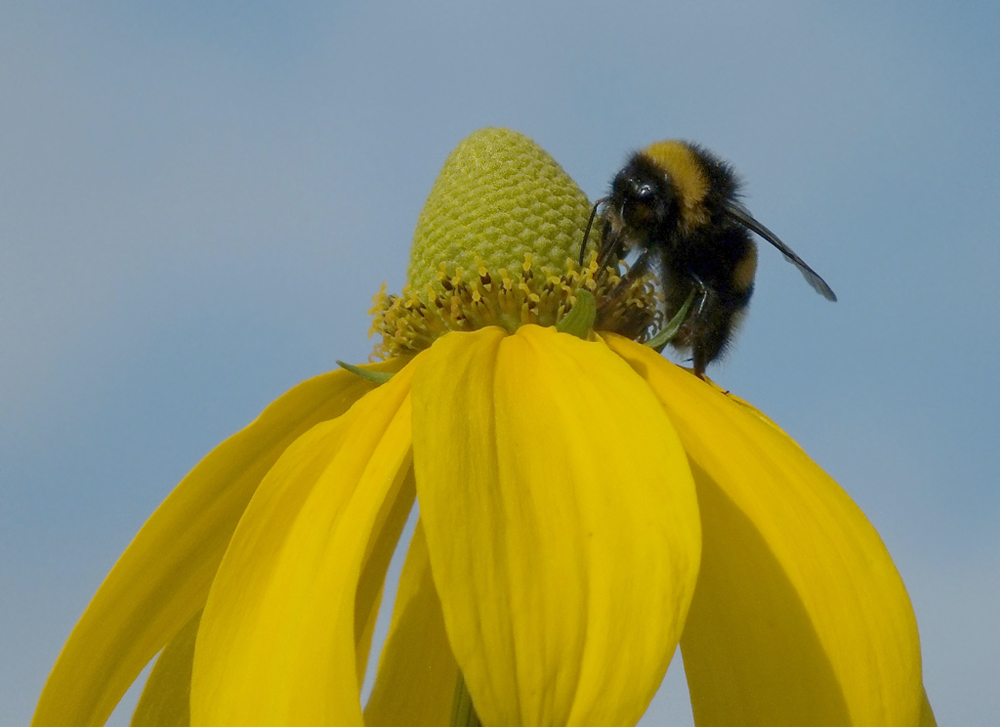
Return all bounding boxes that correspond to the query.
[2,1,997,724]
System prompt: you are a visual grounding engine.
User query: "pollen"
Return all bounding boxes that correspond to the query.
[369,254,661,359]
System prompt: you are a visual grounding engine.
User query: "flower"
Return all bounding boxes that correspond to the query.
[33,128,936,727]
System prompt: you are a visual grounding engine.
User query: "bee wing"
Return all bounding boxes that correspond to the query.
[725,201,837,302]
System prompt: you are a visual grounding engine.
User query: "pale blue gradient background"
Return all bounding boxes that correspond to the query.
[2,1,997,725]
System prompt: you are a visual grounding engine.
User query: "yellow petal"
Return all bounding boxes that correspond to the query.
[919,688,937,727]
[354,469,418,685]
[606,335,926,727]
[412,325,701,727]
[191,359,418,726]
[31,363,400,727]
[129,612,200,727]
[365,520,460,727]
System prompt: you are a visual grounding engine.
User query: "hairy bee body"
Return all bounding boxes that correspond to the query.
[587,140,835,376]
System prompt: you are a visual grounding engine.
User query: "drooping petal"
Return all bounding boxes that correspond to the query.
[353,466,418,685]
[607,335,927,727]
[413,325,701,727]
[919,688,937,727]
[129,612,200,727]
[31,362,402,727]
[126,466,413,727]
[365,520,460,727]
[191,358,418,727]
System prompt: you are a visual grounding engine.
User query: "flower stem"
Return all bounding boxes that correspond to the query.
[450,672,481,727]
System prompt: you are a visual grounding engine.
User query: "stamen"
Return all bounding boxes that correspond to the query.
[369,254,662,360]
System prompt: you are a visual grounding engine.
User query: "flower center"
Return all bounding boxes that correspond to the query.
[367,127,660,359]
[369,254,660,359]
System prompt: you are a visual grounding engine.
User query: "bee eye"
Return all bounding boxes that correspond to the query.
[622,180,666,226]
[634,182,657,200]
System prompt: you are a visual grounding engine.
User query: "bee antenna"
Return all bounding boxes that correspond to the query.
[578,198,606,267]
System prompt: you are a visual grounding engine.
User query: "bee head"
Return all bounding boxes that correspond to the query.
[612,156,679,234]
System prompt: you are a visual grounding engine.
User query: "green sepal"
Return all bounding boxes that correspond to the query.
[645,288,698,351]
[556,289,597,339]
[450,673,481,727]
[335,361,396,385]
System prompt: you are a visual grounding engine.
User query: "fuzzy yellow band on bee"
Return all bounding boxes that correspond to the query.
[641,141,712,231]
[732,243,758,294]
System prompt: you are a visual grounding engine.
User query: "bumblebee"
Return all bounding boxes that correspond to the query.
[581,140,836,376]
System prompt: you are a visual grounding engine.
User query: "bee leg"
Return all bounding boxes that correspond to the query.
[612,249,653,296]
[692,351,711,379]
[597,233,625,273]
[688,277,717,378]
[692,333,719,378]
[578,199,605,267]
[691,296,748,377]
[690,275,710,318]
